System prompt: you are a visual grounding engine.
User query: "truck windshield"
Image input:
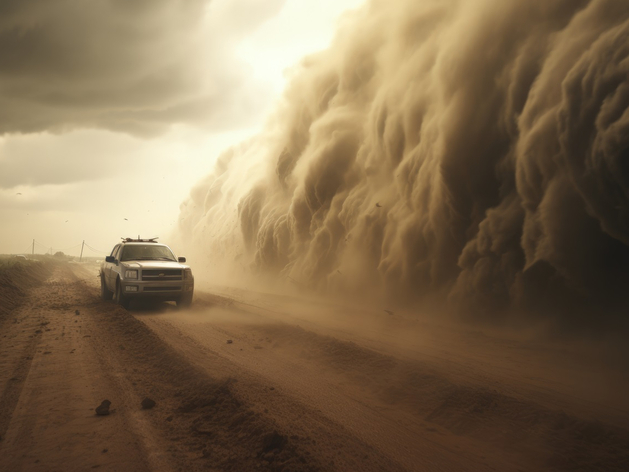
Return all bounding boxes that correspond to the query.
[120,245,176,261]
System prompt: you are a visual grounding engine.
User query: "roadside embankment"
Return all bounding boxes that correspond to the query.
[0,257,56,318]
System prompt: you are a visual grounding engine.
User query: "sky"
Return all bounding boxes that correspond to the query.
[0,0,365,257]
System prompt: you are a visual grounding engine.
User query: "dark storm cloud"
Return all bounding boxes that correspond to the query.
[179,0,629,324]
[0,0,284,136]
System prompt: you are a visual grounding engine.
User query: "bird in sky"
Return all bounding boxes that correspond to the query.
[124,218,128,221]
[384,309,394,316]
[65,220,68,223]
[16,192,22,195]
[375,202,382,208]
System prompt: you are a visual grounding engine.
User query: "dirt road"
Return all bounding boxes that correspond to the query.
[1,260,628,471]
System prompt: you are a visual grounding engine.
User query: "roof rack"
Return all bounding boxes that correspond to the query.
[121,236,159,243]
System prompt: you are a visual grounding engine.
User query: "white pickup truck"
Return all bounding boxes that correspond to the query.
[99,238,194,309]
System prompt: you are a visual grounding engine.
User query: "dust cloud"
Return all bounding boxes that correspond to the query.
[178,0,629,326]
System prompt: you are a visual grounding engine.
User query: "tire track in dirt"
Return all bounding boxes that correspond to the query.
[132,314,414,472]
[0,329,40,440]
[140,291,629,472]
[73,263,338,471]
[0,263,155,472]
[0,260,55,444]
[4,260,335,471]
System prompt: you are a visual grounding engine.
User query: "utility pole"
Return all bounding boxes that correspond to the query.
[32,239,34,255]
[79,240,85,262]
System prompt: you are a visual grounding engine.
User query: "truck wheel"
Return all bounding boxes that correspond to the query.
[114,279,130,309]
[177,293,193,309]
[100,274,113,300]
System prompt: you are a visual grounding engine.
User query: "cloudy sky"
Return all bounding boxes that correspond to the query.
[0,0,364,257]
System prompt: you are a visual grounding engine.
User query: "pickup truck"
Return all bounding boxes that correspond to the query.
[100,238,194,309]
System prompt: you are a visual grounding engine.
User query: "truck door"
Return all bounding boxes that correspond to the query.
[107,245,120,288]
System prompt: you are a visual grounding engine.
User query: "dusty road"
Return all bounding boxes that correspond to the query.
[1,260,628,471]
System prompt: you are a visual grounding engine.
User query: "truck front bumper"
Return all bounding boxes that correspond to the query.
[119,279,194,300]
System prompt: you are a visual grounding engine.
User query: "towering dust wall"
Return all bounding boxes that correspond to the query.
[179,0,629,322]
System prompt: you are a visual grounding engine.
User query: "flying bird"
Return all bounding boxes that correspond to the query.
[124,218,128,220]
[16,192,22,195]
[375,202,382,208]
[65,220,69,223]
[384,309,394,316]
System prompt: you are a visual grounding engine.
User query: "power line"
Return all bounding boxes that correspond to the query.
[33,241,66,255]
[33,240,50,250]
[56,243,82,252]
[84,243,108,254]
[25,239,110,256]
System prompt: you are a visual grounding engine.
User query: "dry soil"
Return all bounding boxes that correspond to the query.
[1,260,628,471]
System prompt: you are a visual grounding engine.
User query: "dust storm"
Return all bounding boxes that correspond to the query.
[178,0,629,326]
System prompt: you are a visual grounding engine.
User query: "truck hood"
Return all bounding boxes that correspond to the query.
[122,261,190,270]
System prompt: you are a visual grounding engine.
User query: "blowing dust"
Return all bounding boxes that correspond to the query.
[178,0,629,327]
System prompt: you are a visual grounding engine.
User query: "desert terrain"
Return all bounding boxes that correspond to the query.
[1,257,628,471]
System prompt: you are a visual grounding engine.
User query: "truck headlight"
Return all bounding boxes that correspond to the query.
[125,270,138,279]
[183,268,192,280]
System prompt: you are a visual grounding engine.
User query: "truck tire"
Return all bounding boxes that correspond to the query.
[100,274,113,300]
[114,279,130,309]
[177,293,193,309]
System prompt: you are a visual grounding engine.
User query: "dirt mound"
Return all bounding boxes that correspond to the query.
[0,258,55,318]
[182,382,312,471]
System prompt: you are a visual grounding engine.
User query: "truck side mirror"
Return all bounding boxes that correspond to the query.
[178,256,186,263]
[105,256,115,263]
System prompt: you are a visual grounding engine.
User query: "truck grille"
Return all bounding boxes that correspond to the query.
[141,269,183,281]
[143,286,181,292]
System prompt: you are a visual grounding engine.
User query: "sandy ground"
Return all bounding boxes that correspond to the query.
[1,260,628,471]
